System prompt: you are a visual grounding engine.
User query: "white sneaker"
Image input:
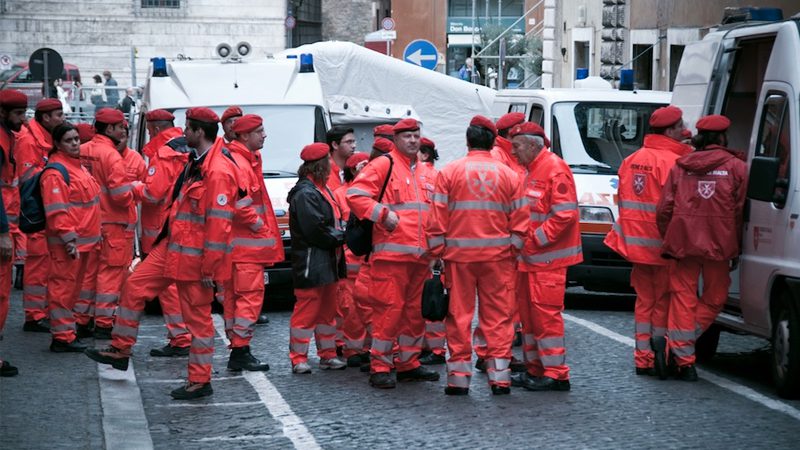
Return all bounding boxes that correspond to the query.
[292,362,312,374]
[319,358,347,370]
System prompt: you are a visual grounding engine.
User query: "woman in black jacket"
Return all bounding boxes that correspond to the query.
[287,143,347,374]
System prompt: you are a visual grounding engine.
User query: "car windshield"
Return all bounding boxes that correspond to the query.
[0,65,24,82]
[552,101,665,172]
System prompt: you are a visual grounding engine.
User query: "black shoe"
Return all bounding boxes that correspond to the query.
[227,346,269,372]
[23,319,50,333]
[491,385,511,395]
[511,372,536,387]
[76,323,94,339]
[397,365,440,382]
[419,353,446,365]
[512,330,522,347]
[522,376,571,391]
[676,364,698,382]
[347,353,368,368]
[256,313,270,325]
[150,344,190,357]
[336,345,344,358]
[651,336,668,380]
[170,382,213,400]
[369,372,396,389]
[13,264,23,290]
[85,346,130,370]
[636,367,657,376]
[93,326,112,340]
[50,339,88,353]
[0,360,18,377]
[444,386,469,395]
[360,362,371,373]
[475,358,487,373]
[510,357,526,373]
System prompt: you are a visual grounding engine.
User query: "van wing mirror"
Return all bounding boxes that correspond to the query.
[746,156,780,202]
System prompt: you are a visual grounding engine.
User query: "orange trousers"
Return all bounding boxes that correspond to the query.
[223,262,265,348]
[77,224,133,328]
[22,232,49,322]
[473,270,519,359]
[48,247,93,344]
[667,257,730,367]
[0,258,10,336]
[445,259,515,389]
[289,283,339,365]
[631,263,671,369]
[342,263,374,358]
[518,269,570,381]
[335,278,352,349]
[423,321,446,356]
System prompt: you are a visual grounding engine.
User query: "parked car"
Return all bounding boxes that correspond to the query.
[0,62,81,107]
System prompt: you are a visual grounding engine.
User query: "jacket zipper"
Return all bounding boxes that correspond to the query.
[304,247,311,278]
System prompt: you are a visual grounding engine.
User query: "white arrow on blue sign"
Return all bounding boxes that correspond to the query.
[403,39,438,70]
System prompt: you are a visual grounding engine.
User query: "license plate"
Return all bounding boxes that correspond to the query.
[263,271,270,285]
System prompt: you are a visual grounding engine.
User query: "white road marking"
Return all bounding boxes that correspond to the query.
[139,376,243,384]
[157,401,263,408]
[563,313,800,422]
[196,434,277,442]
[96,362,154,450]
[212,315,322,450]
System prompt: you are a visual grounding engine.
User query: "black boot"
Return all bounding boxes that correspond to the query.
[475,358,487,373]
[23,318,50,333]
[13,264,23,290]
[510,357,526,373]
[150,344,190,357]
[491,385,511,395]
[170,382,213,400]
[369,372,396,389]
[347,353,368,367]
[397,365,440,382]
[522,376,571,392]
[85,346,130,370]
[50,339,87,353]
[0,360,18,377]
[227,346,269,372]
[676,364,698,382]
[444,386,469,395]
[512,330,522,347]
[76,323,94,339]
[256,313,270,325]
[651,336,668,380]
[93,326,112,340]
[419,352,446,365]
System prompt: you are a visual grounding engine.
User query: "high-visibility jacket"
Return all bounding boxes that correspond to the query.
[134,131,190,253]
[15,119,50,185]
[427,151,528,262]
[490,136,526,180]
[163,138,241,282]
[327,156,344,192]
[141,126,182,160]
[346,150,434,263]
[518,149,582,271]
[333,183,363,276]
[80,134,134,227]
[228,140,283,265]
[604,134,691,265]
[41,152,101,251]
[0,126,15,233]
[0,125,18,229]
[121,147,147,212]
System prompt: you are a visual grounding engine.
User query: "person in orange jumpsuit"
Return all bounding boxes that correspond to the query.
[224,114,283,371]
[604,106,692,378]
[0,89,27,376]
[427,116,529,395]
[87,107,242,400]
[656,115,747,382]
[221,105,242,143]
[326,126,356,192]
[42,123,102,353]
[76,108,136,339]
[509,122,582,392]
[15,98,65,332]
[347,118,440,389]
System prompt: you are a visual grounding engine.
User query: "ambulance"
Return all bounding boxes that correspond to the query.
[671,9,799,398]
[492,85,671,292]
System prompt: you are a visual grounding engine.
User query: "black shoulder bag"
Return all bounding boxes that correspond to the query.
[422,268,449,321]
[345,154,393,257]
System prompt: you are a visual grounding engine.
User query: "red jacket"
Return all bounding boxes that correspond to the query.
[490,136,526,180]
[334,183,364,276]
[657,145,748,261]
[0,126,18,229]
[327,155,344,192]
[80,135,134,226]
[141,126,182,160]
[427,151,528,262]
[604,134,692,265]
[15,119,51,185]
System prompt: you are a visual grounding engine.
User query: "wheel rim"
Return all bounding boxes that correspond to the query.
[774,316,790,381]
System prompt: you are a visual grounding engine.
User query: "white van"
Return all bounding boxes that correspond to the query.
[671,14,799,398]
[492,87,671,292]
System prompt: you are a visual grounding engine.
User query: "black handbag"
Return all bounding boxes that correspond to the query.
[345,154,393,256]
[421,270,449,321]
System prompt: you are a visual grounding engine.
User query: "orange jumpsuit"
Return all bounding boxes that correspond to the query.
[0,126,15,339]
[0,126,17,333]
[427,151,528,389]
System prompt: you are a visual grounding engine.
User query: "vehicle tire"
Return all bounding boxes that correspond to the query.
[695,324,722,364]
[771,290,800,399]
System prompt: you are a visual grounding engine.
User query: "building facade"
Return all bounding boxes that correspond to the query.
[322,0,391,45]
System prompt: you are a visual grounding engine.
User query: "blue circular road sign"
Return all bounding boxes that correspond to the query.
[403,39,438,70]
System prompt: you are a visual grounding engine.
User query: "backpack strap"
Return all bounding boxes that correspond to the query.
[376,154,393,203]
[43,162,70,185]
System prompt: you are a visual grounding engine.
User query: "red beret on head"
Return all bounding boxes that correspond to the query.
[470,114,498,137]
[509,122,551,148]
[373,137,394,154]
[0,89,28,109]
[94,108,125,125]
[145,109,175,122]
[420,137,436,149]
[35,98,62,113]
[300,142,330,162]
[496,112,525,131]
[696,114,731,133]
[374,124,394,137]
[345,152,369,169]
[649,106,683,128]
[221,106,243,123]
[75,123,95,143]
[230,114,262,134]
[186,107,220,124]
[393,118,419,133]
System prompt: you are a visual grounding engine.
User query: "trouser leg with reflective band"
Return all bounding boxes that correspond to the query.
[48,248,92,344]
[159,283,191,347]
[335,278,352,349]
[519,269,570,380]
[341,275,368,358]
[111,242,174,351]
[424,321,446,356]
[74,250,99,326]
[12,230,26,264]
[22,233,49,322]
[223,262,264,348]
[95,225,134,329]
[369,260,428,374]
[0,260,9,335]
[289,283,339,365]
[631,263,671,369]
[694,261,731,337]
[177,281,215,384]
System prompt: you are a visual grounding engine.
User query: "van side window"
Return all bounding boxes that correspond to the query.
[509,103,526,114]
[755,92,791,205]
[529,104,544,126]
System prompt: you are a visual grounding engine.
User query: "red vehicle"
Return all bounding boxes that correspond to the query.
[0,62,82,107]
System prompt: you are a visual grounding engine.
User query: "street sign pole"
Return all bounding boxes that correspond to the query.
[43,49,49,99]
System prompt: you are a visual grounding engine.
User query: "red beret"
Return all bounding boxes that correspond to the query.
[373,124,394,137]
[75,123,95,143]
[509,122,551,148]
[0,89,28,109]
[470,115,497,137]
[649,106,683,128]
[145,109,175,122]
[95,108,125,125]
[300,142,330,162]
[186,107,219,124]
[35,98,62,113]
[372,137,394,154]
[696,114,731,133]
[221,106,242,123]
[230,114,262,134]
[496,112,525,131]
[393,118,419,133]
[345,152,370,169]
[420,137,436,149]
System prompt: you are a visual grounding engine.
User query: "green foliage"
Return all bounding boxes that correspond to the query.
[479,23,543,84]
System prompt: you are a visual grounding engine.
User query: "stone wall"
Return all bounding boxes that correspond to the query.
[322,0,387,44]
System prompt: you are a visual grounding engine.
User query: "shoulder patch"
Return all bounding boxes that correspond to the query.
[148,166,156,176]
[216,194,228,206]
[556,183,569,195]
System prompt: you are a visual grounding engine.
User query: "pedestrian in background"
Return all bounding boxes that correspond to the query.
[90,75,106,108]
[103,71,119,107]
[326,126,356,192]
[221,106,242,144]
[118,87,135,115]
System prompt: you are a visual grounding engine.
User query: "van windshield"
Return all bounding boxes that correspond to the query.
[0,65,24,82]
[552,101,665,172]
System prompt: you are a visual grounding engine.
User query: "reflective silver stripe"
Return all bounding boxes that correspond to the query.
[427,235,445,248]
[318,338,337,350]
[290,341,310,354]
[432,192,448,203]
[249,217,264,232]
[534,227,549,246]
[426,321,446,333]
[550,202,578,212]
[73,302,92,314]
[425,337,445,348]
[619,200,657,213]
[473,334,487,347]
[537,336,565,349]
[653,327,667,337]
[511,234,524,250]
[95,306,117,316]
[50,308,73,320]
[51,323,75,332]
[192,336,215,349]
[79,290,95,300]
[447,374,471,388]
[487,358,511,371]
[62,231,78,242]
[188,353,214,365]
[511,197,529,209]
[445,236,512,248]
[234,317,255,329]
[74,196,100,208]
[487,369,511,383]
[670,345,695,357]
[316,324,337,335]
[236,197,253,208]
[635,322,651,334]
[253,205,267,214]
[175,212,205,224]
[0,179,18,187]
[446,361,472,373]
[224,318,234,330]
[167,242,203,256]
[143,229,160,237]
[397,334,423,348]
[77,236,101,245]
[370,203,385,222]
[19,167,37,184]
[372,243,426,256]
[613,222,662,248]
[204,241,231,252]
[23,299,47,308]
[232,237,275,248]
[524,350,540,362]
[346,263,361,272]
[96,293,119,303]
[540,353,566,367]
[162,314,183,325]
[371,338,394,354]
[347,188,371,197]
[23,285,47,296]
[142,187,159,203]
[520,245,582,264]
[668,329,696,341]
[344,339,364,349]
[530,212,552,222]
[449,200,509,212]
[108,183,133,196]
[113,324,138,338]
[117,307,142,322]
[207,208,234,220]
[290,327,314,340]
[523,333,535,346]
[636,339,651,351]
[44,202,69,213]
[389,202,429,212]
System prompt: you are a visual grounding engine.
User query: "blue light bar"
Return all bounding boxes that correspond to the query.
[299,53,314,73]
[151,57,168,77]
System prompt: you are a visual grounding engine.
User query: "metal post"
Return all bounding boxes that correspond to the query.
[43,49,49,99]
[287,3,294,49]
[130,46,137,88]
[471,0,477,83]
[498,37,506,90]
[498,0,502,21]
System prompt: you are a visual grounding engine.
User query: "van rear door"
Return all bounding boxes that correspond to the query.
[671,36,725,129]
